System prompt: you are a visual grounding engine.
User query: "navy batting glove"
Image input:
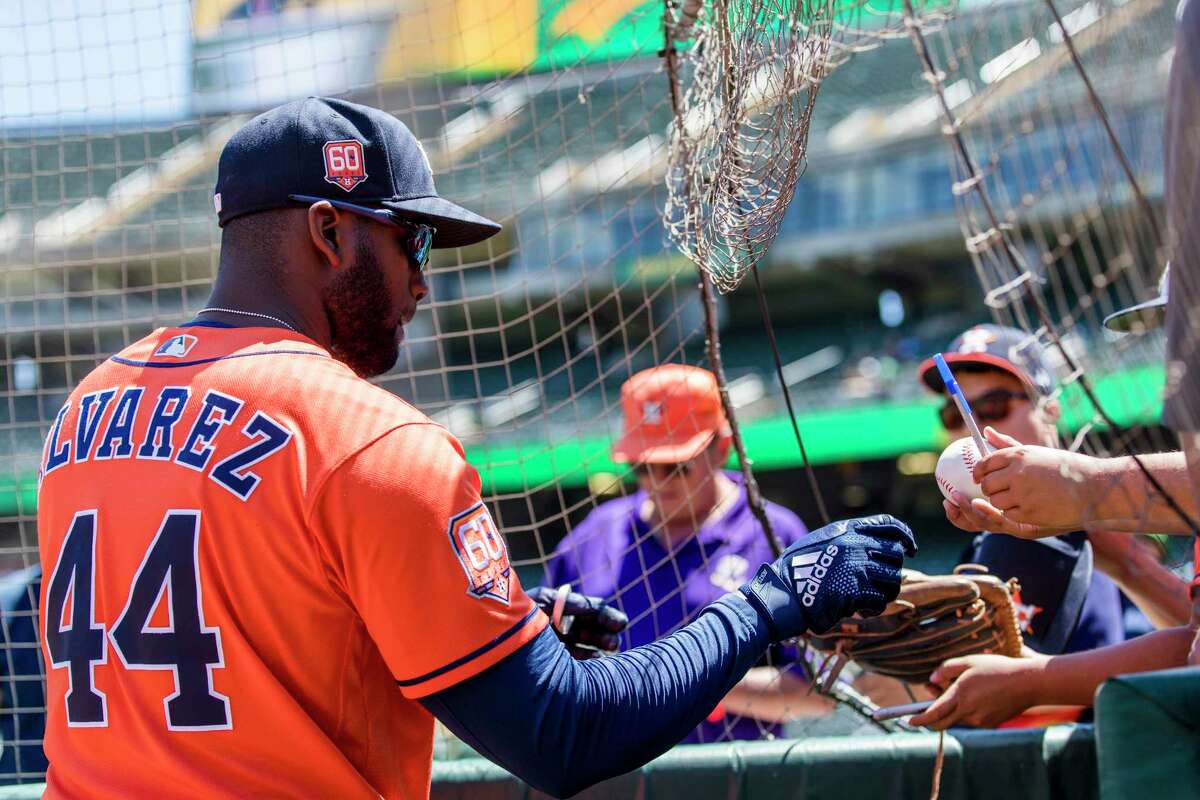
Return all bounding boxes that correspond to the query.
[527,585,629,659]
[740,515,916,641]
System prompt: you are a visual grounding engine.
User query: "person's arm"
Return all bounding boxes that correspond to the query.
[720,666,834,722]
[421,593,768,798]
[717,511,835,724]
[945,427,1196,537]
[421,515,915,798]
[909,626,1196,730]
[313,427,913,796]
[1088,529,1191,628]
[1077,453,1196,535]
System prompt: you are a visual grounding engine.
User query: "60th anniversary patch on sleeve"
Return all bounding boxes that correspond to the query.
[447,503,512,605]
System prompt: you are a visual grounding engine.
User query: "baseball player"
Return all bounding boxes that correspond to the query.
[36,97,915,798]
[547,365,831,743]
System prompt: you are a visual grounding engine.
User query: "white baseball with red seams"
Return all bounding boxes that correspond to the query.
[935,437,985,502]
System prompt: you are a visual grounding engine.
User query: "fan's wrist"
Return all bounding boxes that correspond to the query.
[1019,653,1054,707]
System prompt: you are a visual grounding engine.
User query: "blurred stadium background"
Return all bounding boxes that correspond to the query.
[0,0,1191,785]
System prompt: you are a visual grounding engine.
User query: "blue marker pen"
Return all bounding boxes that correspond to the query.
[934,353,991,457]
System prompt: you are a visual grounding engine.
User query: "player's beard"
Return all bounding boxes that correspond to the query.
[325,233,401,379]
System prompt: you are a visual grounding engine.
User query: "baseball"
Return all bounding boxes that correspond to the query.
[935,437,985,503]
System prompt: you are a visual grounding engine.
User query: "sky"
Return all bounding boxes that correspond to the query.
[0,0,192,128]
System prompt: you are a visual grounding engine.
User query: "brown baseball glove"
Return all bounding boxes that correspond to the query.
[806,567,1024,685]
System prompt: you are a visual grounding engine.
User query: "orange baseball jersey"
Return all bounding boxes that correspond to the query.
[36,325,547,798]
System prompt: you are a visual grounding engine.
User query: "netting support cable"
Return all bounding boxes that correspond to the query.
[698,268,785,559]
[1042,0,1163,249]
[750,264,831,526]
[903,0,1200,534]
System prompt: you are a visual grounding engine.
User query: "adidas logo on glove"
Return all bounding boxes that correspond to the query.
[740,514,915,643]
[792,545,839,607]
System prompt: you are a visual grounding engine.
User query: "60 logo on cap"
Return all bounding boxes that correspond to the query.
[323,139,367,192]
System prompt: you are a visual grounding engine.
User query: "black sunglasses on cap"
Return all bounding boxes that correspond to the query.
[939,389,1029,431]
[289,194,436,271]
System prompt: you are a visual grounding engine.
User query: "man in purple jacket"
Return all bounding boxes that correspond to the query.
[547,365,831,743]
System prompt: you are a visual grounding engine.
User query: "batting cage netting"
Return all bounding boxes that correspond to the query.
[0,0,1188,785]
[910,0,1197,584]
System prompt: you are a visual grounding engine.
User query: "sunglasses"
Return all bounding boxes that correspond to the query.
[394,217,435,271]
[289,194,437,270]
[939,389,1028,431]
[633,460,695,479]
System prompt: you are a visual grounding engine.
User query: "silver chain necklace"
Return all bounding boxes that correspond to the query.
[197,307,298,333]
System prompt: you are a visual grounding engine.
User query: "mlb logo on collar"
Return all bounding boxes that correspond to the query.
[154,334,198,358]
[323,139,367,192]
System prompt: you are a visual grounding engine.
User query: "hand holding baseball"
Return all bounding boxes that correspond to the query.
[935,437,986,503]
[941,427,1088,539]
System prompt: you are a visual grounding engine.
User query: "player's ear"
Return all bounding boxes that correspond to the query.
[306,201,343,269]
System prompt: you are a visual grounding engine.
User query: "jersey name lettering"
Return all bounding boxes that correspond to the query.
[42,386,292,501]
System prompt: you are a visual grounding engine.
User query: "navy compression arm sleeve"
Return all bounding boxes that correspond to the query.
[418,592,770,798]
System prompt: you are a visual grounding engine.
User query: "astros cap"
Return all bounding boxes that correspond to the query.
[1103,264,1170,333]
[611,365,731,464]
[917,324,1056,397]
[213,96,501,248]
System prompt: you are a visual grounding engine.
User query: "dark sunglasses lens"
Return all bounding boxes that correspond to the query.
[390,217,432,269]
[973,393,1012,423]
[939,391,1016,430]
[412,227,432,267]
[634,461,691,478]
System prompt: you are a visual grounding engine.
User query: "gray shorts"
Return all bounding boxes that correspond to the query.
[1164,0,1200,432]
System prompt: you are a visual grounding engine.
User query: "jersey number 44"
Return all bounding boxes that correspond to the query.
[45,509,230,731]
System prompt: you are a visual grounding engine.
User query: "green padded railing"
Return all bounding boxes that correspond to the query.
[0,725,1098,799]
[431,726,1098,800]
[1095,666,1200,800]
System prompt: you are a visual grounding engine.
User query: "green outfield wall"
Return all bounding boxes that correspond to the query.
[0,363,1165,516]
[466,363,1165,493]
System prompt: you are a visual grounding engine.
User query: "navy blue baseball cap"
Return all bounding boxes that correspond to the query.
[213,96,500,248]
[917,324,1057,396]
